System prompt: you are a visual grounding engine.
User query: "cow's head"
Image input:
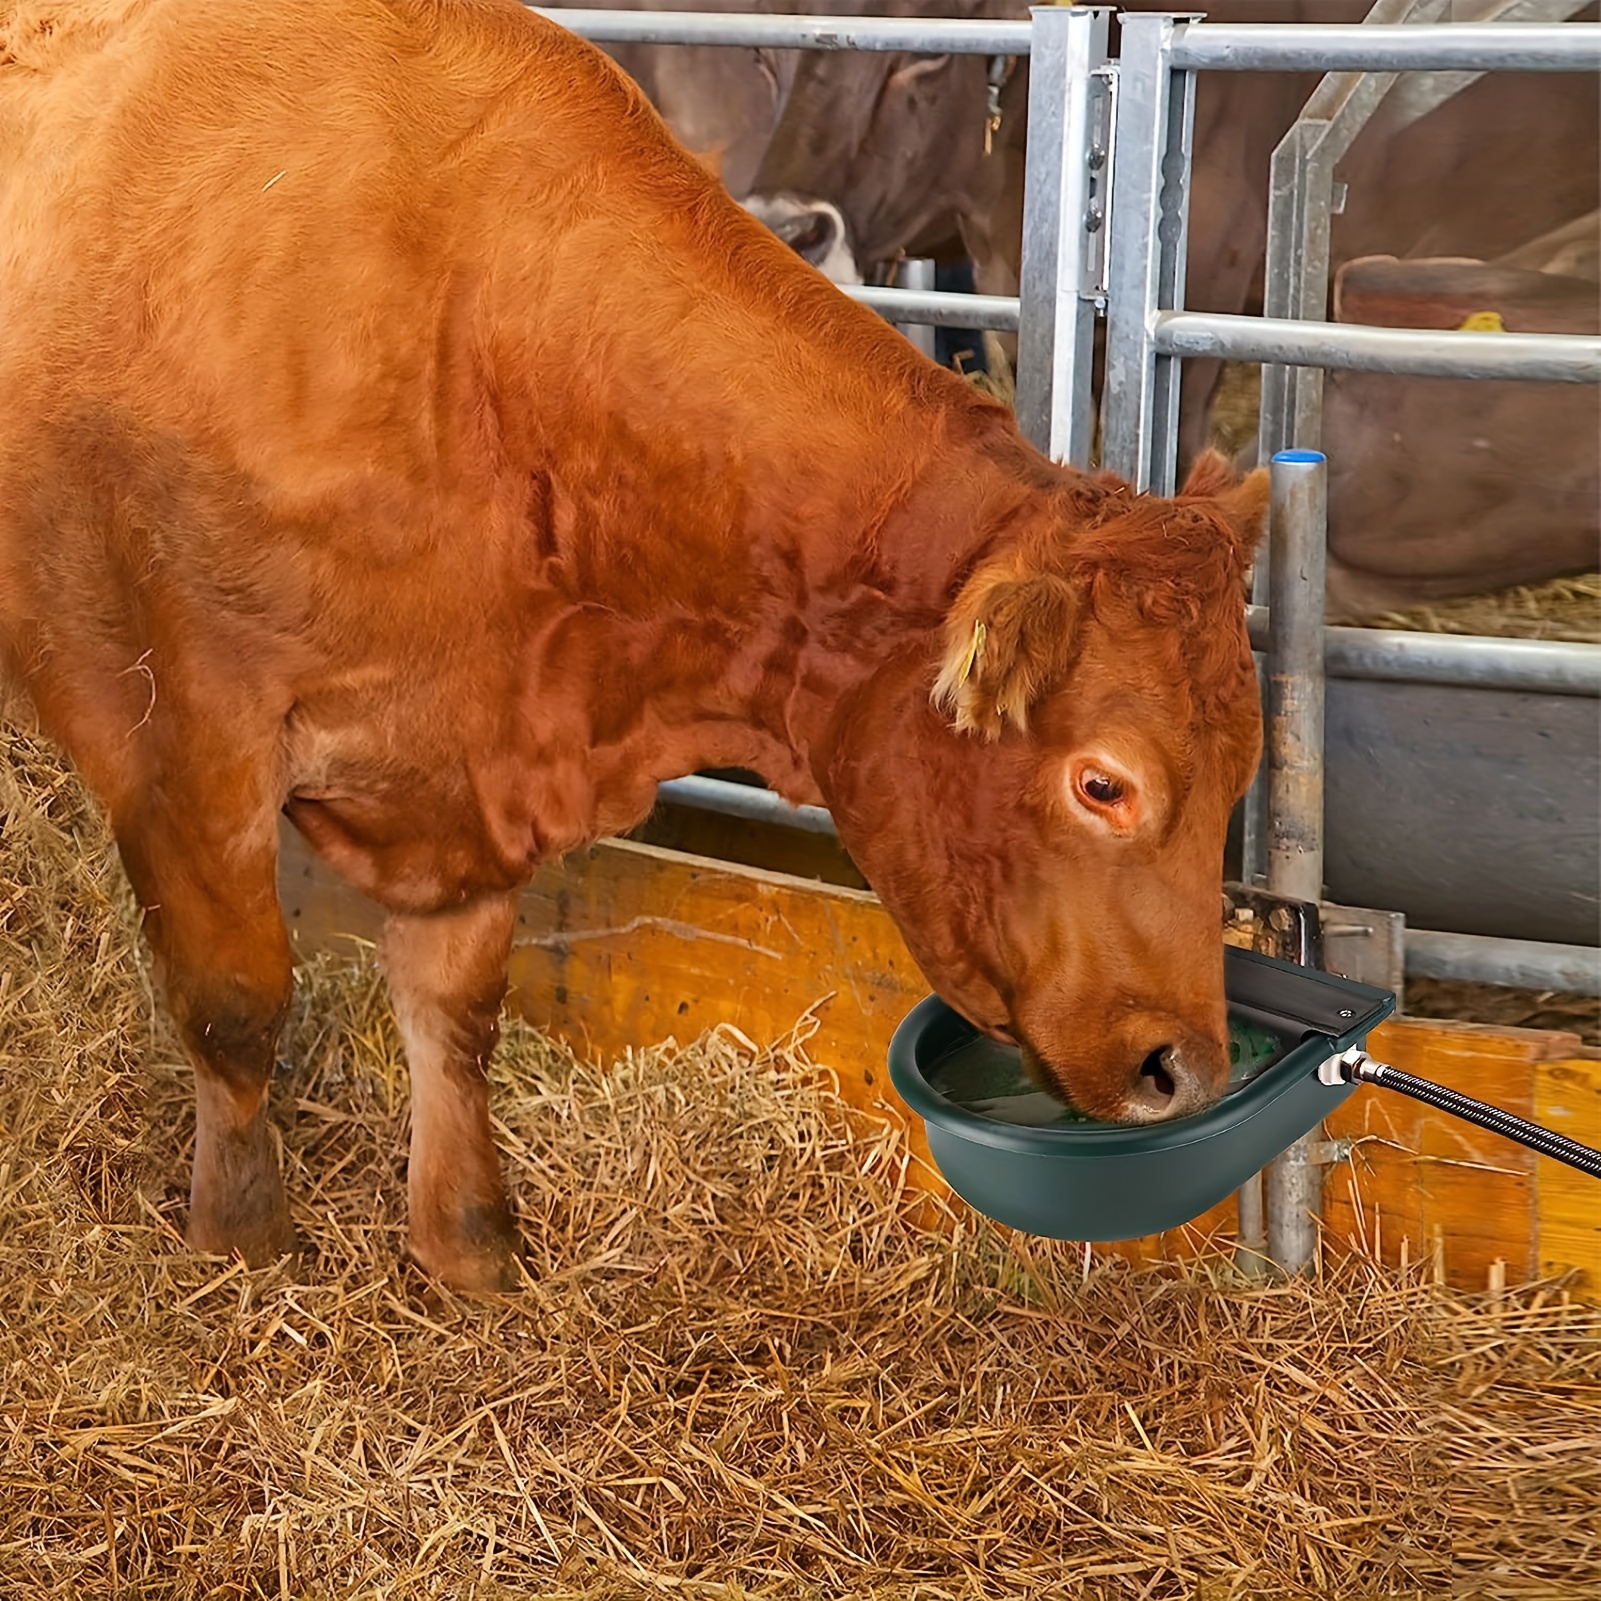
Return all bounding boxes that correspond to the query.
[742,46,1003,284]
[823,453,1268,1125]
[740,193,862,285]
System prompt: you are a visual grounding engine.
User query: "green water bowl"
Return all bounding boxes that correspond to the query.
[888,946,1395,1241]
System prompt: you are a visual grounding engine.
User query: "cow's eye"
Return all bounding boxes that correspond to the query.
[1080,770,1124,807]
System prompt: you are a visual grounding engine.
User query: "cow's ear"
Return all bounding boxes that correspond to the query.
[932,562,1083,740]
[1181,450,1269,565]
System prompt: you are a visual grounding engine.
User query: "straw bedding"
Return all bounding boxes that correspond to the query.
[3,722,1598,1599]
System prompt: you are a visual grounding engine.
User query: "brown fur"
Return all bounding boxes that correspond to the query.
[934,455,1267,739]
[1321,250,1600,616]
[0,0,1267,1291]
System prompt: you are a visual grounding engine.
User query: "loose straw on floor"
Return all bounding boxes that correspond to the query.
[4,723,1598,1600]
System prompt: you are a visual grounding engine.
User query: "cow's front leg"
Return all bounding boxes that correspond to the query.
[382,893,520,1293]
[116,793,297,1267]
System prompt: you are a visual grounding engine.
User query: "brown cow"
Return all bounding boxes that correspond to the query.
[1321,222,1601,616]
[574,0,802,196]
[0,0,1267,1293]
[736,0,1374,428]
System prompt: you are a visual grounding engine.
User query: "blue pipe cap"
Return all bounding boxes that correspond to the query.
[1272,449,1327,465]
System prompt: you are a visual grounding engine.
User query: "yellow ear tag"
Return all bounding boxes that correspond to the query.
[1457,310,1506,332]
[954,620,987,687]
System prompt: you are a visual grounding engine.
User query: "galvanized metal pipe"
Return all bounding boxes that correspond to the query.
[1235,1168,1270,1279]
[1406,931,1601,996]
[1014,4,1112,466]
[534,8,1034,53]
[1264,453,1330,906]
[1169,20,1601,71]
[540,9,1601,65]
[1154,310,1601,383]
[656,775,838,836]
[1321,627,1601,696]
[842,284,1020,334]
[1378,0,1596,131]
[1245,610,1601,697]
[894,259,938,360]
[1264,451,1329,1277]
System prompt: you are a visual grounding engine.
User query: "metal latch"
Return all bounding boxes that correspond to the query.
[1082,64,1117,302]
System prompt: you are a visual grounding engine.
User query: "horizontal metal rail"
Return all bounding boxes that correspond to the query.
[539,10,1601,65]
[1155,311,1601,383]
[653,778,1601,992]
[845,284,1020,333]
[533,8,1032,53]
[1245,611,1601,696]
[657,775,837,834]
[1406,930,1601,996]
[1171,20,1601,71]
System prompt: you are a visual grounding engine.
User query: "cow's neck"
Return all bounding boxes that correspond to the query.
[513,397,1059,836]
[486,232,1077,847]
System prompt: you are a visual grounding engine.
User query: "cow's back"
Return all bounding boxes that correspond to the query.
[3,0,631,461]
[1,0,679,804]
[0,0,992,834]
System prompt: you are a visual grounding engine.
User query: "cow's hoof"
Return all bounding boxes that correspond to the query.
[408,1205,521,1295]
[186,1205,300,1269]
[188,1114,299,1267]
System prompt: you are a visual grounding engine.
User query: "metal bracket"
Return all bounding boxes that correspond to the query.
[1309,1137,1356,1165]
[1222,881,1324,967]
[1321,901,1406,997]
[1083,64,1117,302]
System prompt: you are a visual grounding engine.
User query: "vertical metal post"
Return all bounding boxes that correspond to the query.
[895,257,939,360]
[1245,0,1429,882]
[1235,1170,1268,1277]
[1255,0,1445,470]
[1102,12,1198,492]
[1263,449,1329,1275]
[1244,0,1432,1259]
[1015,6,1112,466]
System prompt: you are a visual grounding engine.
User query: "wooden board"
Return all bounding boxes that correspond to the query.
[1536,1051,1601,1287]
[1320,1020,1596,1292]
[277,824,1600,1295]
[278,824,940,1181]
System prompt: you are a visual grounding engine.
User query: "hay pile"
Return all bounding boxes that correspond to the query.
[1404,977,1601,1049]
[1368,573,1601,646]
[3,724,1599,1599]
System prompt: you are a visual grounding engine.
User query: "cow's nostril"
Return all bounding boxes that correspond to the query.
[1139,1048,1177,1103]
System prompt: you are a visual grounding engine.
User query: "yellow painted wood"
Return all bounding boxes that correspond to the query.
[1535,1051,1601,1292]
[1320,1017,1589,1290]
[277,821,1596,1292]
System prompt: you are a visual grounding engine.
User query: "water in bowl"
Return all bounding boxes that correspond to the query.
[924,1016,1289,1129]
